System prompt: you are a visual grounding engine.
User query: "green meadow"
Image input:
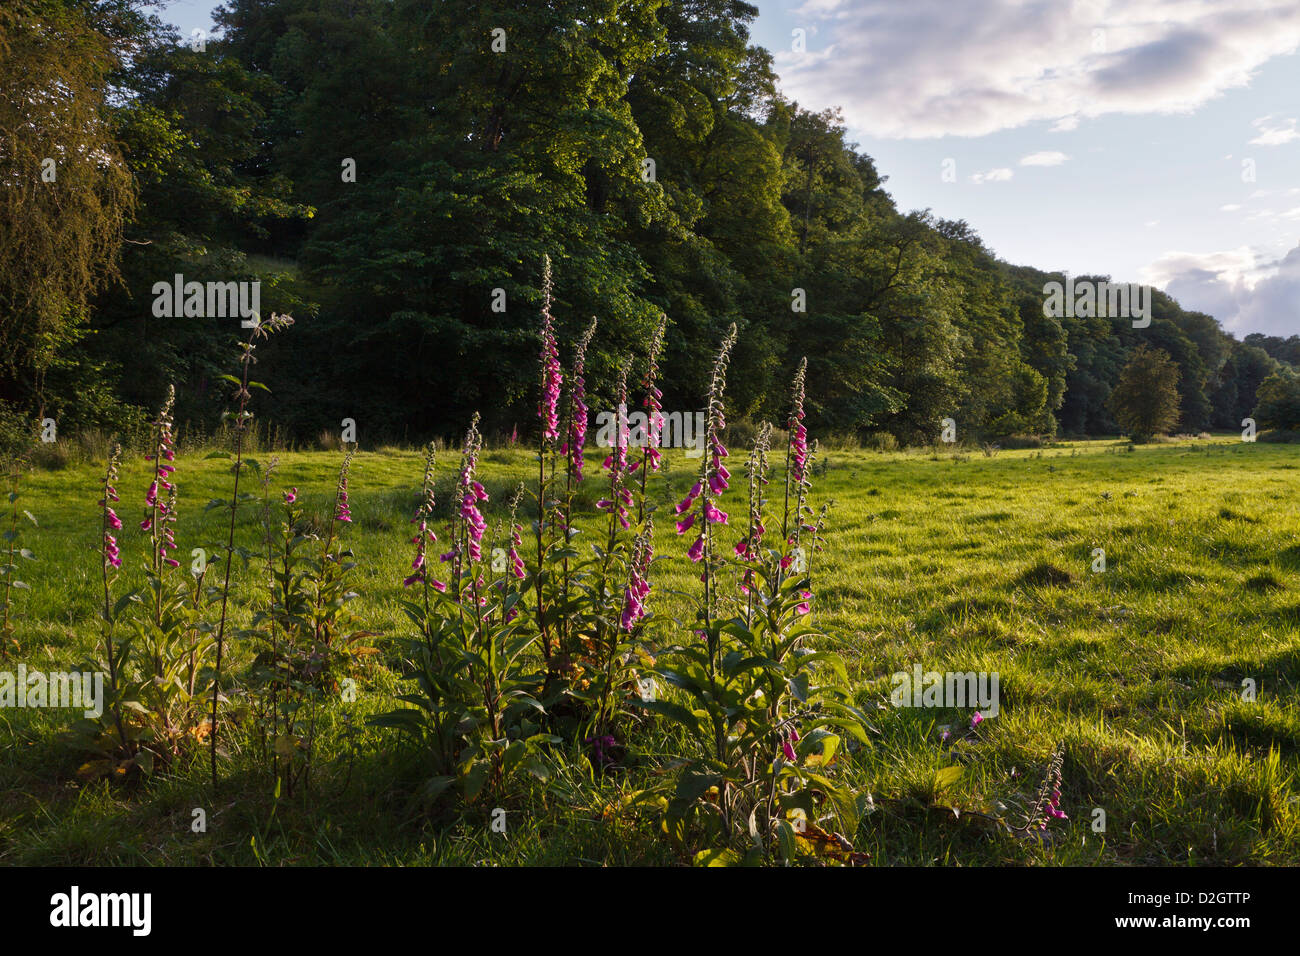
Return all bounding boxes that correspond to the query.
[2,436,1297,865]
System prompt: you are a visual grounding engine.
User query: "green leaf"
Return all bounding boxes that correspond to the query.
[421,775,456,801]
[461,760,491,802]
[933,765,963,794]
[631,697,700,733]
[693,846,760,867]
[774,819,798,863]
[694,847,744,867]
[675,769,723,803]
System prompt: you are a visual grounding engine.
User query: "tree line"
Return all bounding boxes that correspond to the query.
[2,0,1296,450]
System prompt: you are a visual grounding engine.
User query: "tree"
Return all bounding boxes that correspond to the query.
[1211,342,1277,429]
[0,0,135,412]
[1108,345,1181,442]
[1252,368,1300,431]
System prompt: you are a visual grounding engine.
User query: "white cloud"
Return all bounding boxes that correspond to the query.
[1249,115,1300,145]
[1220,204,1242,211]
[971,167,1014,184]
[773,0,1300,139]
[1050,116,1081,132]
[1020,150,1070,166]
[1142,244,1300,336]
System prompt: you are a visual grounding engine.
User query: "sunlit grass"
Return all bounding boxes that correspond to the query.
[2,435,1297,864]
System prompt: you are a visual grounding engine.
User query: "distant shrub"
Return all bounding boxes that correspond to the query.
[721,416,756,449]
[998,434,1044,450]
[1253,367,1300,430]
[1109,345,1181,442]
[818,431,861,451]
[865,431,898,452]
[30,440,71,470]
[1259,428,1300,444]
[0,402,35,460]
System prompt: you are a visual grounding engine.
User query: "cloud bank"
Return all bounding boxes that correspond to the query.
[776,0,1300,138]
[1143,244,1300,337]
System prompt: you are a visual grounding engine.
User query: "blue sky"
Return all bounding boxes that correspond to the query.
[151,0,1299,337]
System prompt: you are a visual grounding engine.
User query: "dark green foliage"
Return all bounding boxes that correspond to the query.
[1253,367,1300,431]
[1108,345,1182,442]
[0,0,1280,446]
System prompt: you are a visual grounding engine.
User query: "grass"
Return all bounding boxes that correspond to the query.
[2,435,1297,865]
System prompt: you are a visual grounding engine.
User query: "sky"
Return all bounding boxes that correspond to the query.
[150,0,1300,339]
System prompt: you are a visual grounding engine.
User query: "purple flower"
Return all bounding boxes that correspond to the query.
[538,256,563,443]
[586,734,617,768]
[620,521,654,631]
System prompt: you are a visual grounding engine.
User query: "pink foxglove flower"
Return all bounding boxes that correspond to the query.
[781,729,799,762]
[794,590,811,616]
[508,524,526,579]
[100,444,124,571]
[599,368,633,530]
[640,315,667,474]
[143,386,182,569]
[562,318,597,482]
[620,520,654,631]
[448,415,486,580]
[403,447,444,592]
[334,451,355,522]
[537,256,563,443]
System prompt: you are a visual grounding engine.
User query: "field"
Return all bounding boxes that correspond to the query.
[2,436,1297,866]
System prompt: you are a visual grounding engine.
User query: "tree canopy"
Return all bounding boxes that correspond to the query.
[1,0,1290,445]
